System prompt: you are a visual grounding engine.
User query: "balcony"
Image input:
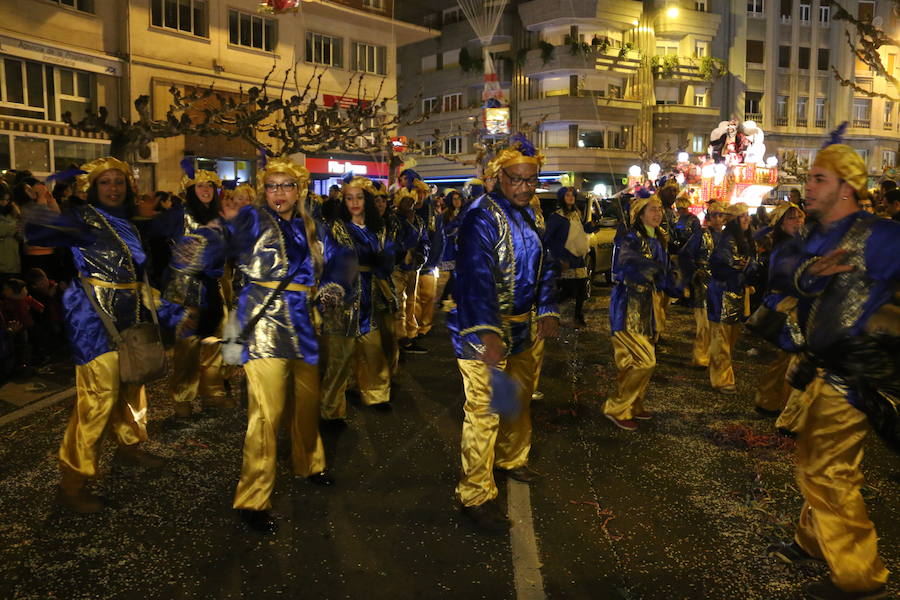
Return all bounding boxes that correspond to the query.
[540,147,641,174]
[853,119,871,128]
[796,119,807,127]
[522,45,640,78]
[885,122,894,130]
[519,94,640,125]
[815,119,827,128]
[745,112,763,124]
[775,117,789,126]
[652,104,721,131]
[651,56,721,82]
[518,0,642,31]
[654,6,722,37]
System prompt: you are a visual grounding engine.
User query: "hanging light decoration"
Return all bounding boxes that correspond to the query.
[258,0,300,15]
[458,0,510,135]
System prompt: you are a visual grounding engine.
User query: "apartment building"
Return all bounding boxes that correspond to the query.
[398,0,899,190]
[0,0,432,192]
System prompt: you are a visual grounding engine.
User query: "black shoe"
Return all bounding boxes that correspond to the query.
[754,405,781,418]
[401,341,428,354]
[372,402,392,412]
[307,472,335,486]
[461,500,510,532]
[238,509,278,534]
[495,465,543,484]
[767,540,826,567]
[114,446,166,469]
[803,579,887,600]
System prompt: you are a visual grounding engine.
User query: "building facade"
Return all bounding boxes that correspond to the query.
[1,0,432,192]
[397,0,899,193]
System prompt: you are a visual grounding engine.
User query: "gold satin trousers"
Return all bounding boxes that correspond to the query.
[604,331,656,420]
[708,321,740,389]
[375,310,400,376]
[456,348,539,507]
[691,308,711,367]
[793,375,889,592]
[652,290,669,341]
[233,358,326,511]
[413,268,439,336]
[391,269,419,340]
[59,351,149,492]
[320,330,391,419]
[171,335,228,410]
[754,350,795,412]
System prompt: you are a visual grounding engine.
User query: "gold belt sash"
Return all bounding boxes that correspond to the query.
[252,280,315,293]
[358,266,372,272]
[500,312,531,323]
[84,277,141,290]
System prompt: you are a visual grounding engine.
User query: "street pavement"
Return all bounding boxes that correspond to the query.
[0,284,897,600]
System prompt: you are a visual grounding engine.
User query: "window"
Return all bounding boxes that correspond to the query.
[422,97,437,115]
[363,0,385,9]
[852,97,872,127]
[228,9,276,52]
[442,49,459,68]
[882,150,896,167]
[150,0,208,37]
[306,32,343,67]
[443,136,462,155]
[858,0,874,21]
[607,128,625,150]
[889,54,897,74]
[818,4,830,23]
[579,130,605,148]
[796,96,808,125]
[745,92,762,116]
[779,46,791,68]
[694,41,709,58]
[776,95,789,125]
[815,97,826,126]
[655,86,678,105]
[655,42,679,56]
[607,84,623,99]
[423,139,437,156]
[799,0,810,21]
[52,0,94,12]
[798,46,810,69]
[885,101,895,128]
[421,54,437,72]
[695,0,707,11]
[442,6,465,25]
[352,42,387,75]
[442,92,462,113]
[1,58,47,120]
[746,40,764,64]
[780,0,792,19]
[817,48,830,71]
[748,0,764,14]
[694,91,707,107]
[57,68,94,122]
[692,134,706,153]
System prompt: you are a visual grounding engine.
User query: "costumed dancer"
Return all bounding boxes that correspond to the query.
[435,188,465,309]
[225,157,346,533]
[450,135,559,531]
[751,201,805,415]
[24,158,170,513]
[655,179,681,339]
[167,160,229,420]
[707,202,758,394]
[673,194,701,255]
[678,201,726,367]
[390,179,429,355]
[545,186,599,327]
[604,194,680,431]
[372,182,402,376]
[765,137,896,600]
[319,175,393,422]
[413,178,444,340]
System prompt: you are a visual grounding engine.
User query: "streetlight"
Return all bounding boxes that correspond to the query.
[628,165,642,177]
[677,151,689,163]
[666,5,680,18]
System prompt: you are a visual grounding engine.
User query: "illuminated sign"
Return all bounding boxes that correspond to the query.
[305,157,389,177]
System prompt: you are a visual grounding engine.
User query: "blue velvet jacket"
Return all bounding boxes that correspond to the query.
[545,209,600,275]
[707,229,758,323]
[449,191,559,359]
[674,212,701,248]
[678,226,720,309]
[609,228,678,337]
[227,205,346,364]
[395,213,430,272]
[439,208,466,269]
[421,212,445,271]
[25,204,174,365]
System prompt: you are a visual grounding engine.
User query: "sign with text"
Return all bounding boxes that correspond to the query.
[306,157,389,177]
[323,95,371,110]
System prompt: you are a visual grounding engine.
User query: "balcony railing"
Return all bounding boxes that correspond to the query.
[775,117,789,126]
[853,119,871,128]
[885,122,894,130]
[796,119,807,127]
[815,119,827,128]
[745,112,763,124]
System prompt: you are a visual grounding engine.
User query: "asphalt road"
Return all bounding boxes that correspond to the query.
[0,285,897,600]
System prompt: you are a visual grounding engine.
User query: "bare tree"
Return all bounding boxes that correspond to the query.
[830,0,900,100]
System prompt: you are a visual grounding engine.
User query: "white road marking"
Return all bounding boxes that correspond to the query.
[508,479,547,600]
[0,388,74,428]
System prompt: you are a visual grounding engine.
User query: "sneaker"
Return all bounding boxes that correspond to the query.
[238,509,278,534]
[531,390,544,401]
[114,445,166,469]
[716,385,738,395]
[767,540,826,567]
[461,500,510,532]
[803,579,887,600]
[633,410,653,420]
[754,405,781,418]
[494,465,543,483]
[605,413,638,431]
[402,342,428,354]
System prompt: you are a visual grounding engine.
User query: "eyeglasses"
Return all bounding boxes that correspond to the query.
[501,169,539,188]
[264,181,299,193]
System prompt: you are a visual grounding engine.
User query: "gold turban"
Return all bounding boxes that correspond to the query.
[257,157,310,200]
[675,195,691,209]
[769,201,802,225]
[725,201,749,216]
[413,179,431,195]
[342,176,376,197]
[484,147,545,179]
[392,187,417,209]
[706,201,725,214]
[812,143,869,199]
[630,194,662,224]
[181,169,222,193]
[76,157,136,194]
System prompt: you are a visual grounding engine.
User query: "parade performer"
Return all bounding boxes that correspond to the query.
[390,182,429,355]
[604,194,679,431]
[765,139,897,600]
[451,135,559,531]
[673,194,701,253]
[751,201,804,415]
[372,182,402,375]
[224,156,346,533]
[167,161,229,420]
[545,186,599,326]
[707,202,757,394]
[678,201,725,367]
[319,175,393,422]
[413,179,444,339]
[25,158,170,513]
[435,189,464,309]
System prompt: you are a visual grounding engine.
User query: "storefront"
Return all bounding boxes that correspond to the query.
[306,154,389,196]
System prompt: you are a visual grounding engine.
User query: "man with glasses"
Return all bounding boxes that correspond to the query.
[449,134,559,531]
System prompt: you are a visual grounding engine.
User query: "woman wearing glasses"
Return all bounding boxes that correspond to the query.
[223,157,348,534]
[319,175,393,423]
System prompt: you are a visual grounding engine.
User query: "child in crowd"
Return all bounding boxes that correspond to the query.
[1,278,41,374]
[24,267,65,359]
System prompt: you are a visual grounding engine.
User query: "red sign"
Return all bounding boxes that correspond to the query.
[305,157,389,178]
[323,95,371,110]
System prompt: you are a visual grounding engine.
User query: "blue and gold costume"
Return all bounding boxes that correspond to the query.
[390,186,430,344]
[604,195,679,423]
[227,157,346,512]
[413,186,444,337]
[450,144,558,508]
